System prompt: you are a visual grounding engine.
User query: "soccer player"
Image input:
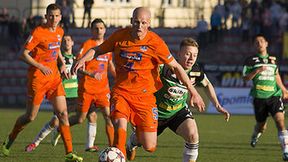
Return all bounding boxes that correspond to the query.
[1,4,83,162]
[242,34,288,161]
[73,7,205,158]
[126,38,230,161]
[24,34,79,152]
[61,18,116,151]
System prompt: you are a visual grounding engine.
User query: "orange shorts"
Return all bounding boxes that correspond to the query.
[27,76,65,105]
[110,92,158,132]
[78,91,110,112]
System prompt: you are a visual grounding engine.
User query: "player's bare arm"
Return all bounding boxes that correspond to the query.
[167,59,205,111]
[275,71,288,100]
[19,48,53,75]
[108,59,116,78]
[73,47,105,74]
[243,66,267,81]
[204,80,230,122]
[58,50,69,79]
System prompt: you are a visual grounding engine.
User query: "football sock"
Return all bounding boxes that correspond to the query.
[114,128,127,157]
[252,131,262,139]
[183,142,199,162]
[59,124,73,154]
[86,122,97,148]
[106,124,114,146]
[130,132,138,146]
[278,130,288,153]
[33,122,54,146]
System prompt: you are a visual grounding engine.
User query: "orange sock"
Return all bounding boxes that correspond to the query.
[106,124,114,146]
[59,124,73,154]
[114,128,127,157]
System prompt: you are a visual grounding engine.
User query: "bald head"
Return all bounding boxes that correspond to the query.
[132,7,151,19]
[130,7,151,40]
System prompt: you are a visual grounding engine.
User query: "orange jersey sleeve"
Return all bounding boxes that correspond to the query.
[78,39,112,94]
[98,27,174,94]
[25,25,64,79]
[77,39,97,60]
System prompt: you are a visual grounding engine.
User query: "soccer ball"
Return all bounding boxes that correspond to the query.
[98,147,126,162]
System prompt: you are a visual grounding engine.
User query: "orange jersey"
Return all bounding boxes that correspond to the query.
[77,38,112,94]
[25,25,64,80]
[98,27,174,95]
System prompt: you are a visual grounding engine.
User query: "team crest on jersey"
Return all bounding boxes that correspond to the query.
[68,58,73,64]
[140,46,148,52]
[57,34,61,41]
[263,58,268,64]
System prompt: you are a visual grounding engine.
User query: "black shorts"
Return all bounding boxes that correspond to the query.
[253,96,284,122]
[66,98,78,113]
[157,107,194,136]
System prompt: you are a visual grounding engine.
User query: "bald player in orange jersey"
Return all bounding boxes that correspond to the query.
[1,4,82,162]
[68,18,116,151]
[73,7,205,158]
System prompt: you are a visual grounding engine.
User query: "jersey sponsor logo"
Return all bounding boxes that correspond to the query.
[96,55,109,62]
[167,86,187,97]
[120,51,142,61]
[48,42,61,50]
[255,85,274,91]
[63,82,78,88]
[252,57,260,63]
[158,102,184,111]
[189,72,201,77]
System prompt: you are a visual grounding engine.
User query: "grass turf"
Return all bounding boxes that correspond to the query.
[0,108,284,162]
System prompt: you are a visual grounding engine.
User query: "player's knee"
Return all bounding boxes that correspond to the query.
[25,114,37,122]
[77,117,85,124]
[144,146,156,153]
[187,132,199,143]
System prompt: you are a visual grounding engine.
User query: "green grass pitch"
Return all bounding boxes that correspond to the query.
[0,108,284,162]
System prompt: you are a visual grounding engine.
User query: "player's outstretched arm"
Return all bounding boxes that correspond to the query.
[108,59,116,79]
[167,59,205,111]
[19,48,52,75]
[73,48,96,74]
[58,50,68,79]
[204,81,230,122]
[276,71,288,100]
[73,47,106,74]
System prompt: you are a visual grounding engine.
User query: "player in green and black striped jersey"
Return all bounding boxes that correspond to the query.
[243,34,288,161]
[126,38,230,162]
